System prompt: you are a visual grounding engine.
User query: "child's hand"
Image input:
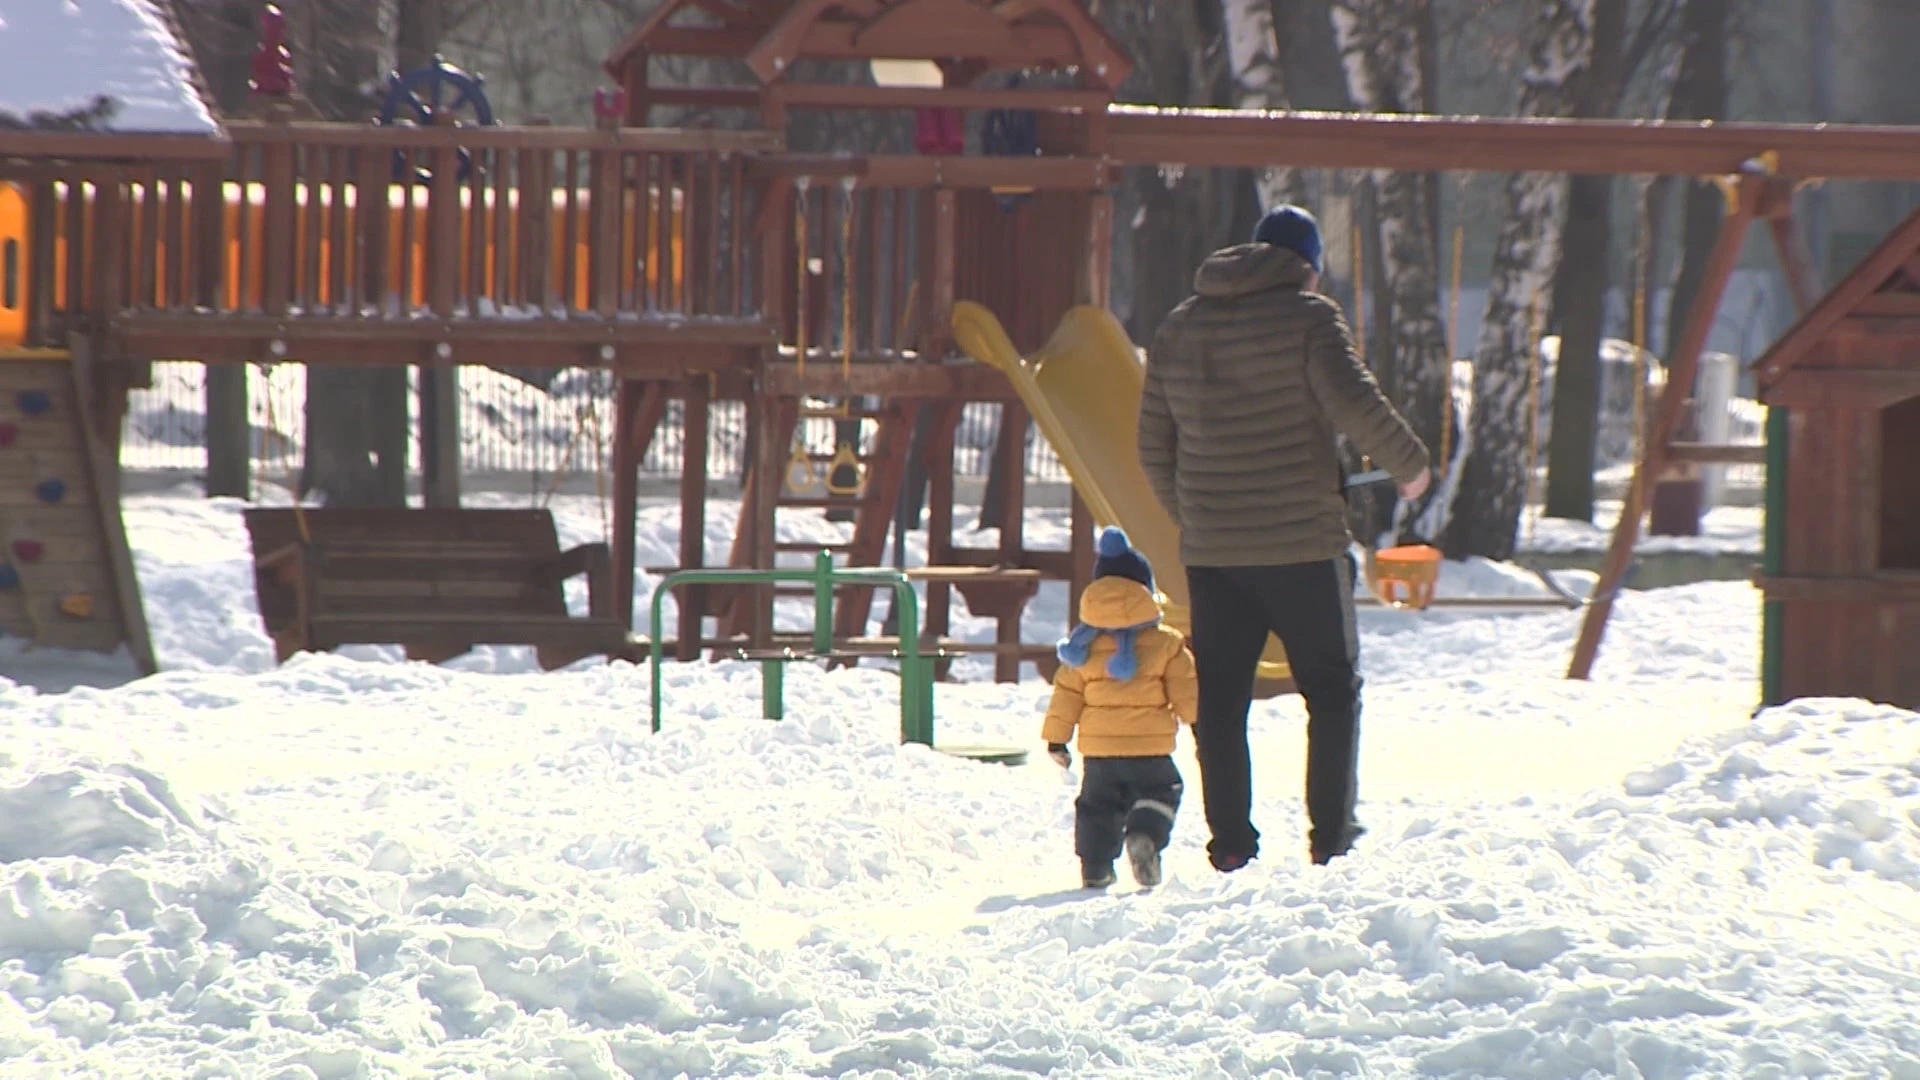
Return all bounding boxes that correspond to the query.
[1048,743,1071,769]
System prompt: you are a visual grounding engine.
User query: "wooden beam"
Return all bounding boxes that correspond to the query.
[1569,177,1763,681]
[750,153,1113,190]
[1768,209,1821,315]
[0,131,228,161]
[1105,106,1920,181]
[678,376,711,661]
[642,87,763,111]
[761,359,1021,399]
[223,121,780,153]
[1848,293,1920,317]
[113,311,773,349]
[768,83,1108,114]
[1665,442,1768,465]
[67,333,158,676]
[611,380,648,627]
[1756,573,1920,603]
[1762,368,1920,409]
[1827,316,1920,343]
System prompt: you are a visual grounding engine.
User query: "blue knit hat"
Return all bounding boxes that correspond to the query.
[1092,526,1152,590]
[1057,527,1157,680]
[1252,204,1323,273]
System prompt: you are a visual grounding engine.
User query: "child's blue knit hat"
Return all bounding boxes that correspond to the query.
[1092,526,1152,590]
[1057,527,1158,680]
[1252,204,1323,274]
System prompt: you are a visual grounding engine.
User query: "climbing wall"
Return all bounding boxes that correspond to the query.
[0,349,155,672]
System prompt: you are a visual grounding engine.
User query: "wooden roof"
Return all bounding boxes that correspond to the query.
[1751,203,1920,388]
[604,0,1131,92]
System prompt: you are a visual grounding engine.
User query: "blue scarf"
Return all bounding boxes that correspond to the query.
[1056,618,1160,681]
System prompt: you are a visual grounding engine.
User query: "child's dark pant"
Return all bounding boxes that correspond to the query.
[1076,756,1184,864]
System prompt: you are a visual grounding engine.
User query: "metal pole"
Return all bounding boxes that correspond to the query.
[763,658,785,720]
[813,549,835,655]
[892,578,929,746]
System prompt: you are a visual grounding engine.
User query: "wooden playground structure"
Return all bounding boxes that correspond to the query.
[3,0,1919,710]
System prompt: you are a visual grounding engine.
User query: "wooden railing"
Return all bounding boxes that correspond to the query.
[37,122,778,333]
[782,179,933,362]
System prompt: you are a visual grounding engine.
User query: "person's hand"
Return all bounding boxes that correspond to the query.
[1398,466,1432,501]
[1048,743,1071,769]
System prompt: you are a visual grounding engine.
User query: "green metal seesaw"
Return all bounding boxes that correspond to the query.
[647,550,1027,765]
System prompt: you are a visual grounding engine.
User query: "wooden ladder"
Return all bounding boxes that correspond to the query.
[718,397,914,653]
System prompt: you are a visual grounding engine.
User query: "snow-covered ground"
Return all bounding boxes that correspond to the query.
[0,1,216,134]
[1520,500,1762,557]
[2,487,1916,1077]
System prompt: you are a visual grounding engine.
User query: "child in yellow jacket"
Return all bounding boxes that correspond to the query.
[1043,527,1199,889]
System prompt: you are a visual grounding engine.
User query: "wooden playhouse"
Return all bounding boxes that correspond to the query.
[1751,204,1920,710]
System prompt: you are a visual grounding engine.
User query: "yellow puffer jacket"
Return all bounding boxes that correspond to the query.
[1041,576,1199,757]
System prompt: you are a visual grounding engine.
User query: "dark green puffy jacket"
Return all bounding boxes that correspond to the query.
[1139,243,1429,568]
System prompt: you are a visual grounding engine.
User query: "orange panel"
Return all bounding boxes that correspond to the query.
[0,183,26,346]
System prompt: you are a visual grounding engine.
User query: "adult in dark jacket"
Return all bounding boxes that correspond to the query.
[1138,204,1431,870]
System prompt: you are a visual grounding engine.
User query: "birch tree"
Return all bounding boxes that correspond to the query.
[1441,0,1597,559]
[1330,0,1452,545]
[1223,0,1309,209]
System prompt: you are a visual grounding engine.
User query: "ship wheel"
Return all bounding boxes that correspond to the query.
[378,54,495,184]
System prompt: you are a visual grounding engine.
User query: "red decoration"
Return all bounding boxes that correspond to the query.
[249,3,295,98]
[0,424,15,448]
[914,108,964,156]
[11,539,41,564]
[592,87,628,122]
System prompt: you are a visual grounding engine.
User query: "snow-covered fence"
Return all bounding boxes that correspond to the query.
[120,362,1070,486]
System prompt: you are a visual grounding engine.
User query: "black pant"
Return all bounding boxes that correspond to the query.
[1075,756,1184,866]
[1186,556,1362,863]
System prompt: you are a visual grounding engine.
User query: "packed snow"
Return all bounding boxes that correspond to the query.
[2,486,1916,1078]
[0,0,215,134]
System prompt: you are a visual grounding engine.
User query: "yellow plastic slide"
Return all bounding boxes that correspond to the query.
[952,301,1294,689]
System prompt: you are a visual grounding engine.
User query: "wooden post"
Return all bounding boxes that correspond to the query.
[612,378,644,628]
[421,145,462,507]
[25,181,56,346]
[69,333,157,676]
[1569,176,1761,680]
[748,396,789,647]
[1069,488,1093,628]
[678,376,710,660]
[925,401,963,679]
[1080,190,1114,308]
[196,159,249,499]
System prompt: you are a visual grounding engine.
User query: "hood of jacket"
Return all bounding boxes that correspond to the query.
[1192,242,1315,299]
[1077,575,1163,630]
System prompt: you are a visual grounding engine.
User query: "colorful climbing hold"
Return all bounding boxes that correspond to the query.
[15,390,49,417]
[34,478,64,504]
[59,593,93,619]
[0,565,16,589]
[10,539,41,563]
[0,423,15,448]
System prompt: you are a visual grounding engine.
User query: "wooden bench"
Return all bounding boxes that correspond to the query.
[243,508,646,670]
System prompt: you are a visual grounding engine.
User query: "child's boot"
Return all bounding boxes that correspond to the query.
[1125,832,1163,888]
[1081,861,1116,889]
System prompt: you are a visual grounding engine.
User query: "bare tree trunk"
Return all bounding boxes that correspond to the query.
[397,0,460,507]
[1108,0,1247,345]
[1330,1,1452,546]
[1441,0,1597,560]
[1223,0,1309,209]
[298,0,408,507]
[173,0,260,498]
[1664,0,1729,362]
[1544,0,1643,521]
